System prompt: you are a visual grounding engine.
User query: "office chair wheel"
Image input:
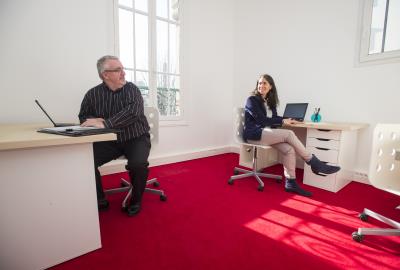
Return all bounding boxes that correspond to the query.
[160,195,167,201]
[233,169,239,175]
[352,232,364,242]
[153,181,160,187]
[359,213,368,221]
[257,185,264,191]
[228,179,234,185]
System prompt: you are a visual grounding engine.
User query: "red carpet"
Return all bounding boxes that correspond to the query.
[50,153,399,270]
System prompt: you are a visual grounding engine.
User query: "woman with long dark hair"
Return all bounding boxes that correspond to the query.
[243,74,340,197]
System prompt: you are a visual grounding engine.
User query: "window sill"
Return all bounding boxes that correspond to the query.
[160,120,189,127]
[358,50,400,67]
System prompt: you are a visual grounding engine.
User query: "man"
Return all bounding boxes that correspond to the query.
[79,55,151,216]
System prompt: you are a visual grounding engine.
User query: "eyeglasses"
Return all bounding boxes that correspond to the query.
[103,67,125,73]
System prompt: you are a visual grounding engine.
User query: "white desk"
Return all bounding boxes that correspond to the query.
[0,124,116,270]
[239,121,368,192]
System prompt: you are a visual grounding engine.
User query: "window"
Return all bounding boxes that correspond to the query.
[359,0,400,64]
[116,0,181,119]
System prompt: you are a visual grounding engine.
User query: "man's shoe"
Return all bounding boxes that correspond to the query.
[306,154,340,175]
[285,178,312,197]
[98,198,110,211]
[126,203,141,216]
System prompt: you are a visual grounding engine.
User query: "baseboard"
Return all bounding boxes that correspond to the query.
[99,145,239,176]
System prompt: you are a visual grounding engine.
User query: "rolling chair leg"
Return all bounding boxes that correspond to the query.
[106,176,167,210]
[120,177,167,209]
[145,177,167,201]
[104,178,131,195]
[228,146,282,191]
[352,207,400,242]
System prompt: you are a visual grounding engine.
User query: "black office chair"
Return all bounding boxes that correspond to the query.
[228,108,282,191]
[102,107,167,210]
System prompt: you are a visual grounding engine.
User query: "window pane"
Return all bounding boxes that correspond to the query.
[118,0,182,119]
[136,71,150,105]
[168,75,180,116]
[169,24,179,74]
[119,0,133,8]
[157,74,168,116]
[385,0,400,52]
[135,13,148,70]
[369,0,387,54]
[157,74,180,116]
[135,0,148,13]
[156,0,168,18]
[169,0,179,22]
[119,9,134,68]
[157,20,168,72]
[125,69,134,83]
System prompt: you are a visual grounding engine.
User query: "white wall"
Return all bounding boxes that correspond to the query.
[0,0,115,123]
[154,0,234,159]
[233,0,400,173]
[0,0,235,162]
[2,0,399,175]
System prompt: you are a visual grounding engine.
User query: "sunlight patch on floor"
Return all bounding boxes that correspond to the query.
[243,198,397,270]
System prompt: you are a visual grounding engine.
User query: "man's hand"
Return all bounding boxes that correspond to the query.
[81,118,105,128]
[283,118,301,125]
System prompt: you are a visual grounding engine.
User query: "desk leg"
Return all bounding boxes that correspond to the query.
[0,143,101,270]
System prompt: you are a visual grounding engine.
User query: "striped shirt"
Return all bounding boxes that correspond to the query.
[79,81,149,143]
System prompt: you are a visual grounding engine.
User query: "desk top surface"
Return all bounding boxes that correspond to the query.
[0,124,117,151]
[285,121,369,131]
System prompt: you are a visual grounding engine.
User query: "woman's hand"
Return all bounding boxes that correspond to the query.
[283,118,301,125]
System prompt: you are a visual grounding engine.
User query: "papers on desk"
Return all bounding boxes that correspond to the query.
[37,126,119,137]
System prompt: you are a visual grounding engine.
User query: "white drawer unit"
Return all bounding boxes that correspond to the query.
[307,128,341,140]
[304,165,337,191]
[306,146,339,164]
[307,137,340,150]
[303,126,360,192]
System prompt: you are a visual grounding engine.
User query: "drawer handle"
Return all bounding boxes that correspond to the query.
[316,138,330,141]
[316,147,329,151]
[317,129,331,132]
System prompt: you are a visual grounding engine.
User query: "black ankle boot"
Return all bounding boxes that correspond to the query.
[98,198,110,211]
[306,154,340,175]
[285,178,312,197]
[127,202,141,216]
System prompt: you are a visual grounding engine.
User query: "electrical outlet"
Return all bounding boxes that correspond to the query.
[353,171,369,182]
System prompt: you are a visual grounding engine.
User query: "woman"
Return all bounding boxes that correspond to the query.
[243,74,340,197]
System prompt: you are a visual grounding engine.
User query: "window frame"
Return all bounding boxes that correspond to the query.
[113,0,184,122]
[359,0,400,65]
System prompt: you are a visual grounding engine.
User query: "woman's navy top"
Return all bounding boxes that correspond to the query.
[243,95,283,141]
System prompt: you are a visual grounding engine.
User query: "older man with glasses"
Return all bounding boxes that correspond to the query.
[79,55,151,216]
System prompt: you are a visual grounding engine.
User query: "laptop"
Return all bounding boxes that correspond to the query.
[282,103,308,122]
[35,99,77,127]
[35,99,119,136]
[37,125,119,137]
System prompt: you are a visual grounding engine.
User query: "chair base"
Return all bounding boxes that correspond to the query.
[105,177,167,209]
[228,166,282,191]
[352,207,400,242]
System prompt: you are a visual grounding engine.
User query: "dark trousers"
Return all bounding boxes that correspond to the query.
[93,133,151,205]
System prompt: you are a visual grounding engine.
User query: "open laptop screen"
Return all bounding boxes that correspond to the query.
[35,99,77,127]
[282,103,308,121]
